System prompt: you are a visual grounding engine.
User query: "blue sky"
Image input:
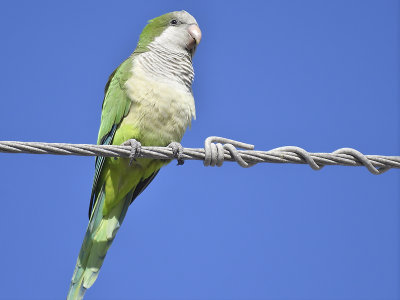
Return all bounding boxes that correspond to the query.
[0,1,398,299]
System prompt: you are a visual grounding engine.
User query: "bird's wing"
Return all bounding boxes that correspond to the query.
[88,58,132,218]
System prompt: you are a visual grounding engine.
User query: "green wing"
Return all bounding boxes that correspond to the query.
[88,57,133,218]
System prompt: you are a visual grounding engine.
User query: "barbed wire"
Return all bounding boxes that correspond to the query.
[0,136,398,175]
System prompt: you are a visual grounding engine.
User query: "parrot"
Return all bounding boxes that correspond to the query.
[67,10,201,300]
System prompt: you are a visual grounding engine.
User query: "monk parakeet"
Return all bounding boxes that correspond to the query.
[67,11,201,300]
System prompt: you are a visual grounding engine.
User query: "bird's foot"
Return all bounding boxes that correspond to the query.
[122,139,142,165]
[168,142,184,165]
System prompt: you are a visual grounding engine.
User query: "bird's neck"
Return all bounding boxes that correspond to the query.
[133,42,194,91]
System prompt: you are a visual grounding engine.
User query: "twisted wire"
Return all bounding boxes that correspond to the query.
[0,137,398,175]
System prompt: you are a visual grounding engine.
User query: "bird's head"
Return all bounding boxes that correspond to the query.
[136,11,202,58]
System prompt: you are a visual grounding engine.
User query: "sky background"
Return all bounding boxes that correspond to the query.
[0,1,398,299]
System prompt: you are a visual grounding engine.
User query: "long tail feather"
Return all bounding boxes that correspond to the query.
[67,187,133,300]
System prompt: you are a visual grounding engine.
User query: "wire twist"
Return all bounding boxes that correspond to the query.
[0,137,398,175]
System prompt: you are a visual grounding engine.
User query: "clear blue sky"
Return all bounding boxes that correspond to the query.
[0,1,398,299]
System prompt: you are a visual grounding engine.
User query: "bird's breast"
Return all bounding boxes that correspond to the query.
[121,62,196,146]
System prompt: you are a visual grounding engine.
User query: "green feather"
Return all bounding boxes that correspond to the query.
[97,57,132,145]
[67,186,133,300]
[135,12,178,53]
[88,57,133,218]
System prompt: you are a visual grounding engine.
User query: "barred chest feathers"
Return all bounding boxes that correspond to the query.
[122,53,196,146]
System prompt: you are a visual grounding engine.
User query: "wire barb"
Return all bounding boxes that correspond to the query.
[204,136,255,167]
[0,137,398,175]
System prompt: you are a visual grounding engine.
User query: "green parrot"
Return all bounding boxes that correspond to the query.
[67,11,201,300]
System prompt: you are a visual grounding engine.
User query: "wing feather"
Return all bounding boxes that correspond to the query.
[88,57,133,218]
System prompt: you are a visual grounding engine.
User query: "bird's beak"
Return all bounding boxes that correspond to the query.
[188,24,202,45]
[187,24,202,58]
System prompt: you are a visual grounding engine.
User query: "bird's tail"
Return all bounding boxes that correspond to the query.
[67,187,133,300]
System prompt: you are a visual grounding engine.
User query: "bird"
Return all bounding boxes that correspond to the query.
[67,10,201,300]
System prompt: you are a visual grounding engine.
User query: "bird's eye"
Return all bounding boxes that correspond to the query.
[170,19,178,25]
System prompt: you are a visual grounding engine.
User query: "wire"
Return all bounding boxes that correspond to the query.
[0,136,398,175]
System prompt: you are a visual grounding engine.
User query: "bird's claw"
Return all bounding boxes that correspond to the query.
[122,139,142,165]
[168,142,184,165]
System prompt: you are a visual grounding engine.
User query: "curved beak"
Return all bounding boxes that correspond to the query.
[187,24,202,58]
[188,24,202,45]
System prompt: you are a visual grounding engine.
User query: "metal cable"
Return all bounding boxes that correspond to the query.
[0,136,398,175]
